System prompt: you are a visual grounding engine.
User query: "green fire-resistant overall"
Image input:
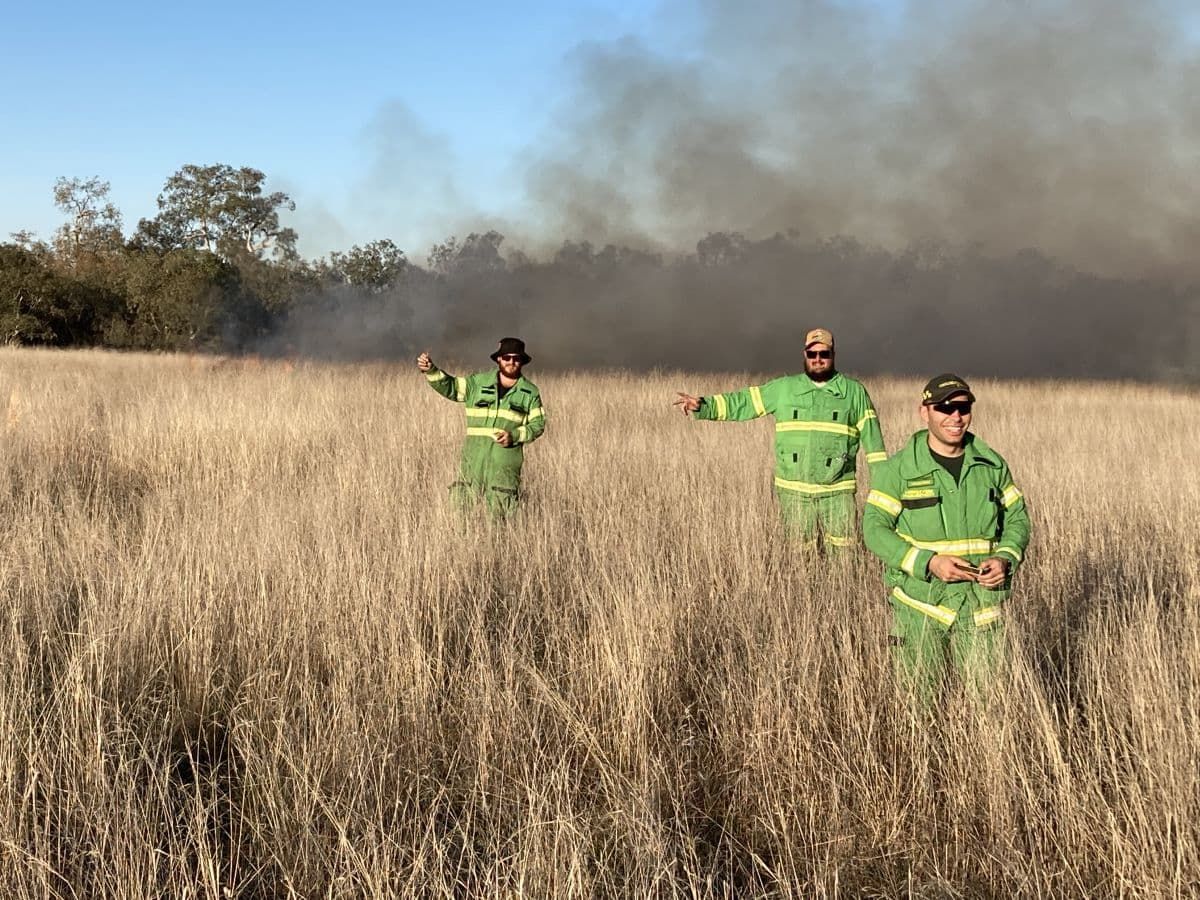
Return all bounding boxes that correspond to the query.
[425,366,546,516]
[863,431,1031,702]
[695,371,886,547]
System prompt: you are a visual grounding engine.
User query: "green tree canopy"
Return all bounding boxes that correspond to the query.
[325,239,408,292]
[136,165,297,260]
[52,176,124,272]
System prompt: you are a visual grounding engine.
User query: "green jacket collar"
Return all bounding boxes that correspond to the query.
[794,370,846,398]
[898,430,1002,479]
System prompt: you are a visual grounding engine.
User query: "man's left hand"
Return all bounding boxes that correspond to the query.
[976,557,1009,589]
[494,431,512,447]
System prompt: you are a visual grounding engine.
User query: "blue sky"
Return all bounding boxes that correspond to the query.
[12,1,1188,267]
[1,0,683,259]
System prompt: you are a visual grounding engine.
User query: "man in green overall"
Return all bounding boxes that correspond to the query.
[863,374,1031,702]
[417,337,546,517]
[673,328,887,549]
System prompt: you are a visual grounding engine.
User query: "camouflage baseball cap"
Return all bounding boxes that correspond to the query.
[922,373,976,405]
[804,328,834,348]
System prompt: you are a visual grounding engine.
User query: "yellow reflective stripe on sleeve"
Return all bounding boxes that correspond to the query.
[896,533,995,556]
[515,426,528,443]
[454,377,467,402]
[714,393,729,420]
[776,421,859,437]
[866,451,888,464]
[973,606,1003,629]
[465,407,524,424]
[867,489,902,516]
[749,385,766,417]
[425,369,449,383]
[774,477,857,495]
[892,587,957,628]
[900,546,923,576]
[466,427,504,438]
[995,545,1023,563]
[1001,484,1023,508]
[856,409,877,431]
[525,406,544,421]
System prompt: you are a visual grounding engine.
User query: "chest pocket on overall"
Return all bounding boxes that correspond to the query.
[809,400,853,484]
[976,485,1004,539]
[899,480,943,533]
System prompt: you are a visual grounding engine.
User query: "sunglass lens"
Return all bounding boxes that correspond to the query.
[934,401,972,415]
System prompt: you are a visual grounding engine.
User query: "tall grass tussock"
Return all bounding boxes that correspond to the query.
[0,347,1196,898]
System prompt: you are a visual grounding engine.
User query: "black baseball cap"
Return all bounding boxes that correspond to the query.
[921,373,975,405]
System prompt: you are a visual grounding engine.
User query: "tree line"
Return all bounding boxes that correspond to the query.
[2,164,1195,378]
[3,166,401,351]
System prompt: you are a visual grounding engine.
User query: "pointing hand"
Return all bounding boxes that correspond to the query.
[673,392,701,417]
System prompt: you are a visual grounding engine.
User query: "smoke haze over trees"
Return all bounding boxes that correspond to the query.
[2,0,1199,378]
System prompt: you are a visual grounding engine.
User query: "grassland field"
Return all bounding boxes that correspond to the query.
[0,347,1196,898]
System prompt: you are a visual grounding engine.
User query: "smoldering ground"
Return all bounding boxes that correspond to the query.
[274,0,1200,378]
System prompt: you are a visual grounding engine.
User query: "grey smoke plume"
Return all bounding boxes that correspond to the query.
[527,0,1200,281]
[276,0,1200,378]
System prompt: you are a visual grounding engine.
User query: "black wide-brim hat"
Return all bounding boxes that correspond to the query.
[490,337,531,365]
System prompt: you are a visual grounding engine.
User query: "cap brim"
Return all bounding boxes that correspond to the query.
[924,389,976,404]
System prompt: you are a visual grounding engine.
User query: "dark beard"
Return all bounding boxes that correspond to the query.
[806,366,836,383]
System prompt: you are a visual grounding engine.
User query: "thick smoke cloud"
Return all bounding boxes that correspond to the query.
[528,0,1200,280]
[279,0,1200,378]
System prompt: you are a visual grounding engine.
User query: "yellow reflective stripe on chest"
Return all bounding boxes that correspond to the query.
[465,426,504,438]
[897,532,995,556]
[775,421,859,437]
[465,407,525,425]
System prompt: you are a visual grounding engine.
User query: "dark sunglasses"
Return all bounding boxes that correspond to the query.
[497,354,523,363]
[805,350,833,360]
[931,400,973,416]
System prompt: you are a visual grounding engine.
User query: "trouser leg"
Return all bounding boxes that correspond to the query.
[484,484,519,519]
[818,492,858,551]
[449,476,520,520]
[949,600,1006,699]
[776,491,819,545]
[890,602,948,709]
[449,480,481,513]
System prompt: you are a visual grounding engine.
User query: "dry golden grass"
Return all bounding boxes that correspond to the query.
[0,346,1196,898]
